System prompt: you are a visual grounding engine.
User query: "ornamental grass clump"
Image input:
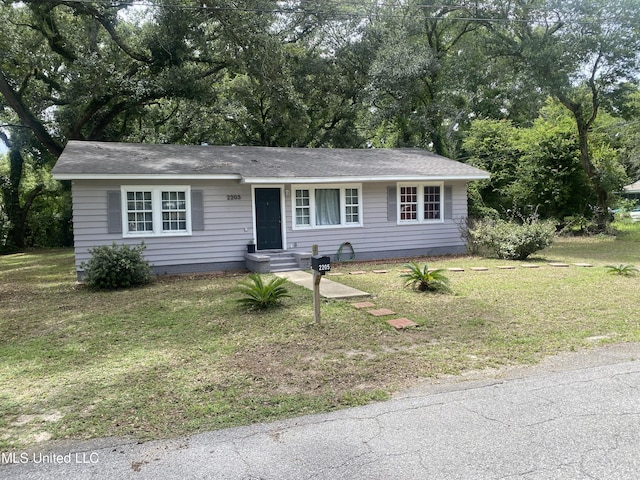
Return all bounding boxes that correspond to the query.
[236,274,291,309]
[81,242,152,290]
[400,262,451,293]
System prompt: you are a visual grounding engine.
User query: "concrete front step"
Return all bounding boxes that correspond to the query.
[270,255,297,269]
[245,250,312,273]
[270,262,300,272]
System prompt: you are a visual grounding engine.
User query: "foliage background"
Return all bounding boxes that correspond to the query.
[1,0,640,250]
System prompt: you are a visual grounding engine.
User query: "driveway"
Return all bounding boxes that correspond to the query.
[3,343,640,479]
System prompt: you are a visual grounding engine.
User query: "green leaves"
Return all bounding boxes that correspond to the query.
[469,217,556,261]
[400,262,451,293]
[605,264,639,276]
[81,242,152,290]
[236,274,291,310]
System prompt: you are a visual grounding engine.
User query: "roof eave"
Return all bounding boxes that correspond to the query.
[52,173,490,182]
[241,174,490,184]
[51,173,243,181]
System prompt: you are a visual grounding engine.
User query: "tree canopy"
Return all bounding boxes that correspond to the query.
[1,0,640,249]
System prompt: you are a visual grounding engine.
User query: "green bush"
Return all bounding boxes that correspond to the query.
[560,214,598,236]
[400,262,451,293]
[236,274,290,309]
[81,243,152,290]
[469,217,556,260]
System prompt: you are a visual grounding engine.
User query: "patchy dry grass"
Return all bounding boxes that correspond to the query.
[1,224,639,450]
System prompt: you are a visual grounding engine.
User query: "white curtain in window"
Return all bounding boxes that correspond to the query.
[315,189,340,225]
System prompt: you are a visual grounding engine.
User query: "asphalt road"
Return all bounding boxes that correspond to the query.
[3,343,640,480]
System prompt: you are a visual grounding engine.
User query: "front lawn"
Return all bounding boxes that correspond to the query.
[1,224,639,450]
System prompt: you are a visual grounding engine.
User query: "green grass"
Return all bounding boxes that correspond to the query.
[1,224,640,449]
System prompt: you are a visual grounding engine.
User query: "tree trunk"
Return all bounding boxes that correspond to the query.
[558,97,609,230]
[2,148,44,250]
[3,149,26,249]
[574,113,609,229]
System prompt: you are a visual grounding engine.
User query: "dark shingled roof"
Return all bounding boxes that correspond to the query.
[52,141,489,182]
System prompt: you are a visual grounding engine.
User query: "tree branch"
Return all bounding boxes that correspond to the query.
[0,67,63,158]
[28,2,78,62]
[586,54,603,128]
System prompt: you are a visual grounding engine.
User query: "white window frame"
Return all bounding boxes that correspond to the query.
[397,182,444,224]
[121,185,192,237]
[292,184,363,229]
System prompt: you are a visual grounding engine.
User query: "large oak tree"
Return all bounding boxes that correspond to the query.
[484,0,640,227]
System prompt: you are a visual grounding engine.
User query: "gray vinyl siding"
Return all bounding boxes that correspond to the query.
[283,181,468,258]
[70,179,470,275]
[71,180,253,273]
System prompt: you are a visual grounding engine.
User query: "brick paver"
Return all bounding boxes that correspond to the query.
[368,308,396,317]
[352,301,375,309]
[387,318,418,329]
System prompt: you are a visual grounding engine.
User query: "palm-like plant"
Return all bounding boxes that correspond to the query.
[605,264,639,276]
[236,274,291,309]
[400,262,451,292]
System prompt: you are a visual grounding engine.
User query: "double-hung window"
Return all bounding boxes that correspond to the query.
[293,184,362,229]
[398,182,443,223]
[122,186,191,236]
[161,191,187,231]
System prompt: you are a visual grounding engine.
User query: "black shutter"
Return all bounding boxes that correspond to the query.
[191,190,204,231]
[444,186,453,220]
[107,191,122,234]
[387,186,397,222]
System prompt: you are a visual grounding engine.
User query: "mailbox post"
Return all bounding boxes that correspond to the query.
[311,255,331,325]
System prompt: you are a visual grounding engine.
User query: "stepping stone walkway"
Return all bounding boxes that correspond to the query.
[344,260,610,330]
[352,301,375,309]
[387,318,418,330]
[368,308,396,317]
[350,301,416,330]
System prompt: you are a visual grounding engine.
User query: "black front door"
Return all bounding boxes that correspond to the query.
[255,188,283,250]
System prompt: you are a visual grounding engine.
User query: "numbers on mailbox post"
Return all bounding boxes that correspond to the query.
[311,255,331,274]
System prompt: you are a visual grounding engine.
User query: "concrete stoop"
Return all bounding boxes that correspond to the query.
[245,251,312,273]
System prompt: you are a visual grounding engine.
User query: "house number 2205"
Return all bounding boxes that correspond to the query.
[227,195,241,200]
